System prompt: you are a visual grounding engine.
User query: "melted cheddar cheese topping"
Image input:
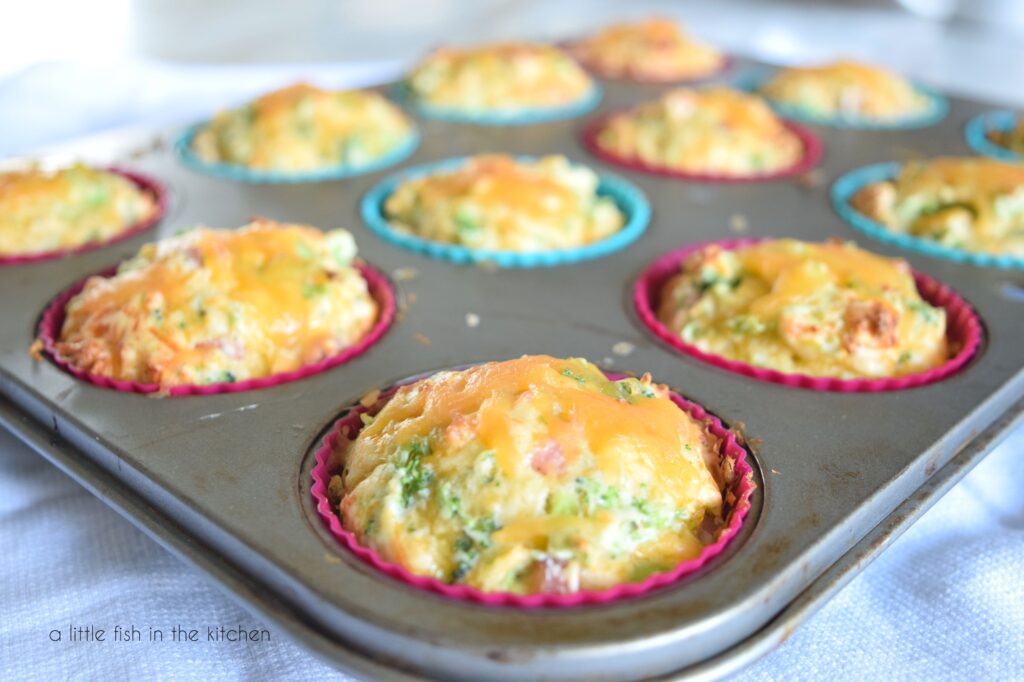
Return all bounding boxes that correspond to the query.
[329,356,723,594]
[405,42,595,112]
[595,87,803,176]
[567,18,725,82]
[0,164,156,257]
[987,115,1024,155]
[657,240,948,378]
[850,157,1024,256]
[192,83,414,172]
[759,60,930,121]
[48,219,377,388]
[383,155,624,252]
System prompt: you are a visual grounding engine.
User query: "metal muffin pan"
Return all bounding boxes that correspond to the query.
[2,56,1023,680]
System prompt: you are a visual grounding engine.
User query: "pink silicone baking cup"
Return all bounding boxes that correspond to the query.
[0,167,167,266]
[35,261,395,396]
[310,371,756,608]
[634,238,983,392]
[580,113,823,183]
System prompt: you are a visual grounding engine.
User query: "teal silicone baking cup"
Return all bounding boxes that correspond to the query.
[965,110,1023,162]
[360,155,651,268]
[392,82,602,126]
[173,124,420,184]
[831,161,1024,269]
[734,68,948,130]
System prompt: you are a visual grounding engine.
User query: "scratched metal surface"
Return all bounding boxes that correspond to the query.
[2,58,1023,681]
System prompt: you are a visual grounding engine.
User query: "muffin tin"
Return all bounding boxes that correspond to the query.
[2,55,1023,681]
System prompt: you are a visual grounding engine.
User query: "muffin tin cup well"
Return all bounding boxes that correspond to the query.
[0,167,167,266]
[310,370,756,608]
[34,261,395,396]
[965,110,1024,162]
[831,161,1024,270]
[634,238,983,392]
[360,155,651,267]
[391,81,603,126]
[173,124,421,184]
[731,68,949,130]
[580,113,823,183]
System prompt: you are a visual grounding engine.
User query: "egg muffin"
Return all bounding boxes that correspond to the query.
[42,219,378,389]
[850,157,1024,256]
[987,114,1024,156]
[759,60,931,122]
[0,164,157,258]
[404,42,595,113]
[383,155,625,252]
[190,82,414,173]
[328,355,725,594]
[593,87,804,176]
[567,18,726,82]
[657,240,948,379]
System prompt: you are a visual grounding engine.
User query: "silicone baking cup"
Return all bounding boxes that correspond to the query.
[635,238,983,392]
[732,68,948,130]
[310,371,755,607]
[392,81,602,125]
[360,155,651,267]
[173,124,420,184]
[35,262,395,396]
[567,49,735,84]
[0,168,166,266]
[580,113,823,183]
[965,110,1024,162]
[832,161,1024,269]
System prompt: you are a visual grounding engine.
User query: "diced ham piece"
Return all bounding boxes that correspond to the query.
[530,440,564,476]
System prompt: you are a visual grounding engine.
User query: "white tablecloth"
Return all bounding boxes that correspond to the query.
[1,53,1023,680]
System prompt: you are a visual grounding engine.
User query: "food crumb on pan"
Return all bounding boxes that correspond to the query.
[771,468,781,475]
[603,356,615,367]
[465,312,480,328]
[392,267,419,282]
[612,341,635,356]
[729,213,749,233]
[359,388,381,408]
[396,290,417,321]
[414,332,432,345]
[795,168,825,188]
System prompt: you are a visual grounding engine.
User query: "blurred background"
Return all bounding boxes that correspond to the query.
[2,0,1024,156]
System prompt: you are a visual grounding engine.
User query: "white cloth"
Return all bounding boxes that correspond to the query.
[1,56,1023,680]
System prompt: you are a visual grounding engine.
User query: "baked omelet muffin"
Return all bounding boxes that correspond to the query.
[42,219,378,389]
[567,18,726,82]
[0,164,157,258]
[593,87,804,176]
[759,60,931,123]
[987,114,1024,156]
[383,155,625,252]
[850,157,1024,256]
[328,355,725,594]
[404,42,595,114]
[657,240,948,378]
[190,82,414,173]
